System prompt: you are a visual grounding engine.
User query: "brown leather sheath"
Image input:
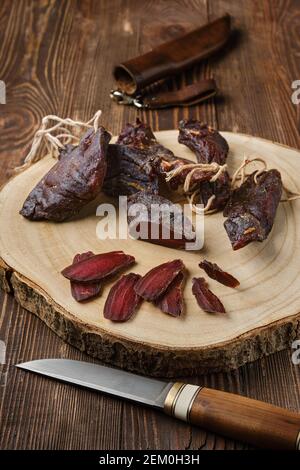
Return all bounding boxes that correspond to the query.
[114,15,231,96]
[142,79,217,109]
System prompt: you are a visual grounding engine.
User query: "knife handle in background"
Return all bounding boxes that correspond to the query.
[164,383,300,450]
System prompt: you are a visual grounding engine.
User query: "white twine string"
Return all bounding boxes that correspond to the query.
[15,110,102,172]
[231,153,300,202]
[281,190,300,202]
[165,162,227,214]
[165,162,227,192]
[188,191,217,214]
[231,154,267,188]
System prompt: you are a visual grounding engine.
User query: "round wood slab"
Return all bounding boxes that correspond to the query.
[1,131,300,377]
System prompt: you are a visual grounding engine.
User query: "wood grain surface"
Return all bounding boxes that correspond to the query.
[0,0,300,450]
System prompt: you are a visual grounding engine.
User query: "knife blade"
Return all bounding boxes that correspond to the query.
[17,359,172,409]
[17,359,300,450]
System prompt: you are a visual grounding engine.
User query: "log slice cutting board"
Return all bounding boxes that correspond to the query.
[1,130,300,377]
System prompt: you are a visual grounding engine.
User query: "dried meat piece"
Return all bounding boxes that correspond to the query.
[127,191,195,249]
[103,144,159,197]
[20,127,111,222]
[177,119,231,211]
[193,170,231,212]
[104,119,173,197]
[178,119,229,165]
[223,170,282,250]
[135,259,184,301]
[155,272,185,317]
[104,119,230,212]
[71,252,102,302]
[117,119,158,148]
[103,273,142,322]
[199,260,240,288]
[192,277,226,314]
[62,251,135,282]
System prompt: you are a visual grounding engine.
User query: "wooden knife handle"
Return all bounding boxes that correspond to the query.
[164,383,300,450]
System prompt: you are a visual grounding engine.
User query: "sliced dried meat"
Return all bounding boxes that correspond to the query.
[155,272,185,317]
[135,259,184,301]
[192,277,226,314]
[71,252,102,302]
[199,260,240,288]
[103,273,142,322]
[20,127,111,222]
[62,251,135,282]
[223,169,282,250]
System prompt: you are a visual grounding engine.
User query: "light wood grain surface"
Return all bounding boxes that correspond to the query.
[0,0,300,450]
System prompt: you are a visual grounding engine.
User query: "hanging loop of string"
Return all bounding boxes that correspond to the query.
[165,162,227,214]
[188,191,217,214]
[231,154,267,189]
[231,153,300,203]
[15,110,102,172]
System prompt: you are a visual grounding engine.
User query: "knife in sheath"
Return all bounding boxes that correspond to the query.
[111,15,231,108]
[17,359,300,450]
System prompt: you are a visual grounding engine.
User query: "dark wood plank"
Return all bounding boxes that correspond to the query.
[0,0,300,450]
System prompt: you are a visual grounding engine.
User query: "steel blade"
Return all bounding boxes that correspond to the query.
[16,359,172,409]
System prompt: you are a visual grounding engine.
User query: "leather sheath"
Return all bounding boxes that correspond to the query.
[142,79,217,109]
[114,15,231,96]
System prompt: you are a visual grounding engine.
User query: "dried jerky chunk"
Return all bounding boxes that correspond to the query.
[127,191,195,249]
[104,119,231,212]
[178,119,229,165]
[199,260,240,288]
[20,127,111,222]
[223,170,282,250]
[104,119,173,197]
[103,144,159,197]
[192,277,226,314]
[193,170,231,212]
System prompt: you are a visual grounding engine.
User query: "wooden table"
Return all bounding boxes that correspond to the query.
[1,0,300,450]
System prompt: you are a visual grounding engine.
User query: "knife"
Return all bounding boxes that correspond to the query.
[17,359,300,450]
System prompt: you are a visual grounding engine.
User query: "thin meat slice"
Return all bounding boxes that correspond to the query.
[70,252,102,302]
[62,251,135,282]
[104,273,142,322]
[155,272,185,317]
[192,277,226,314]
[199,260,240,288]
[135,259,184,301]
